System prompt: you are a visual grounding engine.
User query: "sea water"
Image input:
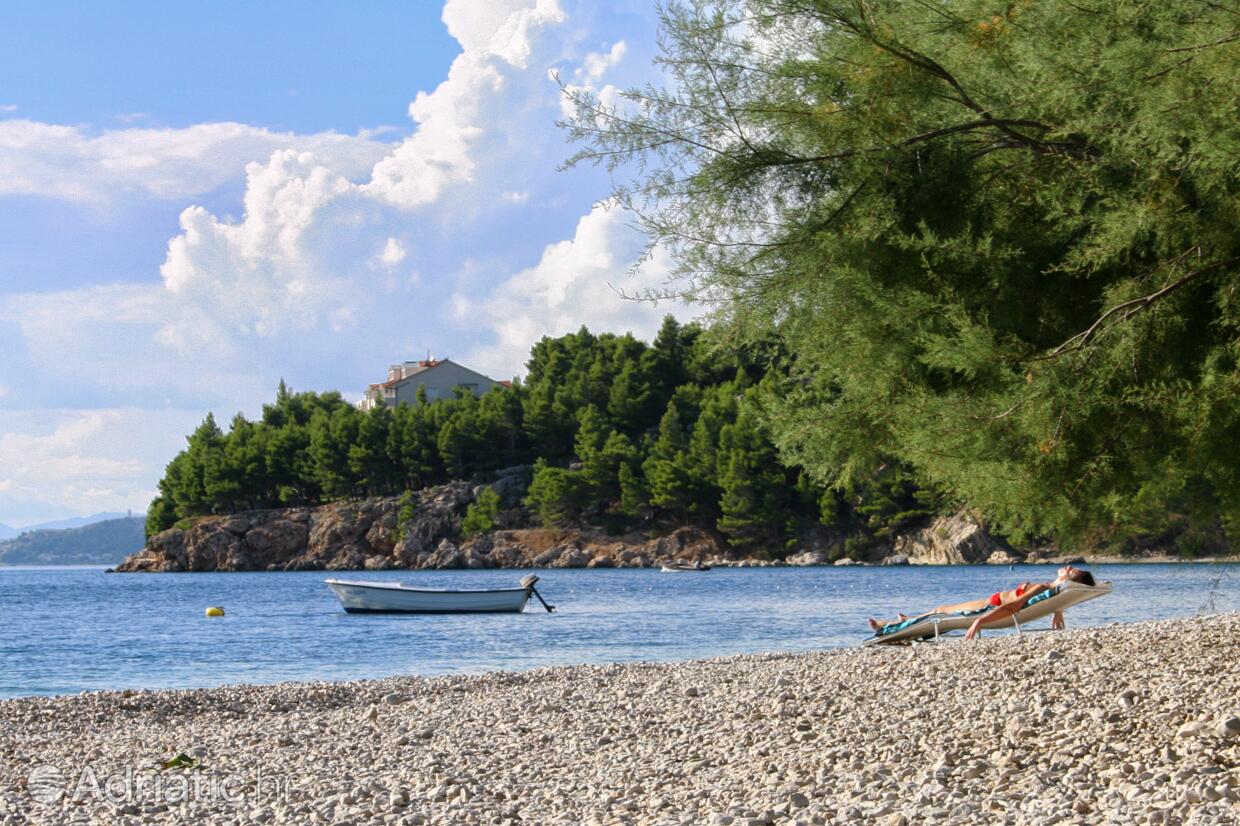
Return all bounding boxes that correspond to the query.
[1,563,1235,698]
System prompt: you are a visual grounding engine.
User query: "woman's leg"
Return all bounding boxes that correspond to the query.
[930,597,992,615]
[869,596,992,632]
[868,608,932,631]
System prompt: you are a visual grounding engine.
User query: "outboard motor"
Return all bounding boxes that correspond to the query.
[520,574,555,612]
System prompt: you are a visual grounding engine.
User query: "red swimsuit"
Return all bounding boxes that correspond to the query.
[990,583,1027,607]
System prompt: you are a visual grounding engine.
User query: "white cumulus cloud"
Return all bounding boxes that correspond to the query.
[375,237,408,268]
[160,149,358,342]
[363,0,566,210]
[0,120,387,203]
[0,0,676,525]
[457,203,694,379]
[442,0,566,69]
[0,408,206,525]
[582,41,627,81]
[558,40,627,118]
[148,0,574,345]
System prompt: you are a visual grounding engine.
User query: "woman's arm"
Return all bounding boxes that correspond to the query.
[964,582,1052,640]
[1051,610,1065,631]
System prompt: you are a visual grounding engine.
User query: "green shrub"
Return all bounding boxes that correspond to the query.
[525,460,587,527]
[462,487,502,537]
[394,490,417,542]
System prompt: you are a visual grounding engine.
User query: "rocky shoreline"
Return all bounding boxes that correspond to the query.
[2,615,1236,825]
[115,480,1038,573]
[115,480,1234,574]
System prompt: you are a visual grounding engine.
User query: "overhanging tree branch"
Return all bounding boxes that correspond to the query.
[1039,254,1240,360]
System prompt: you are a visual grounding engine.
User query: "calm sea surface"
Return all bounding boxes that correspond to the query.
[1,563,1236,698]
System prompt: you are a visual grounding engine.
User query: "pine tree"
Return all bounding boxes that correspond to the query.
[437,397,482,479]
[607,360,653,435]
[206,413,266,511]
[266,423,313,505]
[349,405,393,495]
[523,345,575,460]
[145,496,176,537]
[685,384,737,517]
[309,407,360,499]
[716,401,786,547]
[525,460,587,526]
[618,459,651,520]
[573,405,610,466]
[643,401,695,519]
[174,413,225,516]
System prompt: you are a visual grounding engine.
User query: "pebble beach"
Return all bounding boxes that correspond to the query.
[2,615,1237,826]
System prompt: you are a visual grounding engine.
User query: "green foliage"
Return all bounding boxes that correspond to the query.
[145,496,176,537]
[565,0,1240,542]
[147,320,930,552]
[643,401,696,519]
[525,460,589,527]
[618,454,651,520]
[716,393,787,547]
[393,490,417,542]
[462,487,502,537]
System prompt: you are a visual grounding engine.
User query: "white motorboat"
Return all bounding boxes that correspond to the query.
[660,560,711,572]
[325,574,554,614]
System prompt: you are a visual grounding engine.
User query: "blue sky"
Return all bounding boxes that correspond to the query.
[3,2,460,133]
[0,0,689,526]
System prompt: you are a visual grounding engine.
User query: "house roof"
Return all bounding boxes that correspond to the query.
[382,359,440,387]
[379,358,498,390]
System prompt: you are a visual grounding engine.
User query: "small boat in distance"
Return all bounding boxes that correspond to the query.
[661,560,711,572]
[325,574,554,614]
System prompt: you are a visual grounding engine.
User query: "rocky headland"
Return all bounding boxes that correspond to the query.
[114,477,1035,573]
[118,475,1219,574]
[1,615,1236,825]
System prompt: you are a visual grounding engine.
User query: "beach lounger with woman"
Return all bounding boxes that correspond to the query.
[867,565,1108,644]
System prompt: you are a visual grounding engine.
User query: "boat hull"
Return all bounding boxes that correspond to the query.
[325,579,532,614]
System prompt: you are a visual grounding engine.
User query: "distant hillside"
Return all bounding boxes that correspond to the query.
[0,512,127,541]
[0,517,146,565]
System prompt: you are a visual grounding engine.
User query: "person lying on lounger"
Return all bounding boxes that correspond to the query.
[867,565,1097,640]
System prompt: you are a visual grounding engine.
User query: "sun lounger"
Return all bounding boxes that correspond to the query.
[863,580,1114,646]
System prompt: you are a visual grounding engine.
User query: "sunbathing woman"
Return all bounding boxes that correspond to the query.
[867,565,1096,640]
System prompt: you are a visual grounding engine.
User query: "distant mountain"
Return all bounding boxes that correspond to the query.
[0,517,146,565]
[0,512,128,539]
[25,512,130,532]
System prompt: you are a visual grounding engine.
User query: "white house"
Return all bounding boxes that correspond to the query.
[358,359,506,410]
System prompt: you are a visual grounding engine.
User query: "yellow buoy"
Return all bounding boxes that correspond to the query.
[205,606,225,617]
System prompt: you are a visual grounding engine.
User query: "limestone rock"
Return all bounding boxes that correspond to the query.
[115,481,475,573]
[784,550,829,566]
[245,519,309,561]
[892,511,1009,565]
